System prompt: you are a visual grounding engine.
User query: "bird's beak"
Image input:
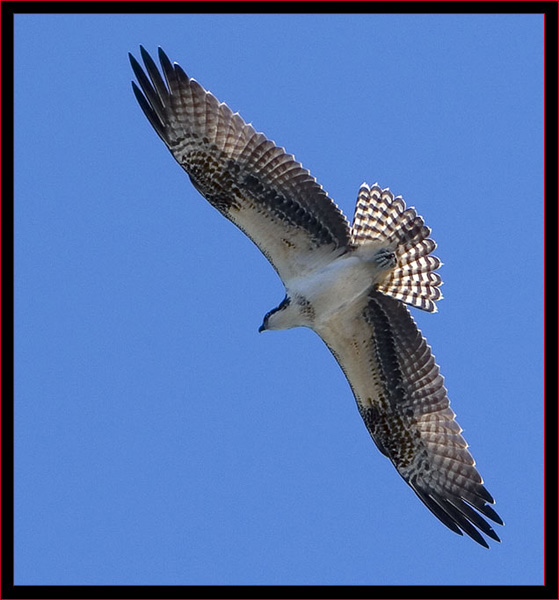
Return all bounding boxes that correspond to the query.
[258,324,265,333]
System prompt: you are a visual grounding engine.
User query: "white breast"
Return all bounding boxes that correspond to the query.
[286,248,389,327]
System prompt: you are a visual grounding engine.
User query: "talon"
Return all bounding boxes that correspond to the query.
[374,248,397,269]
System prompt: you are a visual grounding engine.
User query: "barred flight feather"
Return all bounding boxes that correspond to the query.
[351,183,443,312]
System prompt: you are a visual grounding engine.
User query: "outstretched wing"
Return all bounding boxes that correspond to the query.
[316,291,503,547]
[129,46,351,283]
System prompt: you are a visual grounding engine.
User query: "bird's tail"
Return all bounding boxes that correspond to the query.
[350,183,442,312]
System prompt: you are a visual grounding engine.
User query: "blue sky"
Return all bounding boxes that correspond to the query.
[14,14,544,585]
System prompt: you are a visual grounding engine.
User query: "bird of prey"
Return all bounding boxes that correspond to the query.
[129,46,503,548]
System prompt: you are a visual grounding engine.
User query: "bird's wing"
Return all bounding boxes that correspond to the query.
[129,47,351,283]
[316,291,503,547]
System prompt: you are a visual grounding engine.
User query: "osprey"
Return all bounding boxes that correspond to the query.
[130,47,503,548]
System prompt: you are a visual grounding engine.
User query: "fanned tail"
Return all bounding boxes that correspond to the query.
[351,183,443,312]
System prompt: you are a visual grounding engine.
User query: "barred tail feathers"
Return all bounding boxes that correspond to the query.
[350,183,443,312]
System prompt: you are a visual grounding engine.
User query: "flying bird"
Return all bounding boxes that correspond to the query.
[129,46,503,548]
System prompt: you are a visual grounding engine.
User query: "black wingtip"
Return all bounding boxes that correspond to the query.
[157,46,170,62]
[482,503,504,526]
[128,51,140,72]
[129,49,169,143]
[478,537,490,549]
[140,44,153,66]
[129,45,171,75]
[129,51,151,93]
[157,46,174,74]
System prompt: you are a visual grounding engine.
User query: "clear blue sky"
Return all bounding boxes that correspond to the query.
[14,14,544,585]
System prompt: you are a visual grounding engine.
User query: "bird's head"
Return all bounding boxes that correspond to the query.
[258,296,293,332]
